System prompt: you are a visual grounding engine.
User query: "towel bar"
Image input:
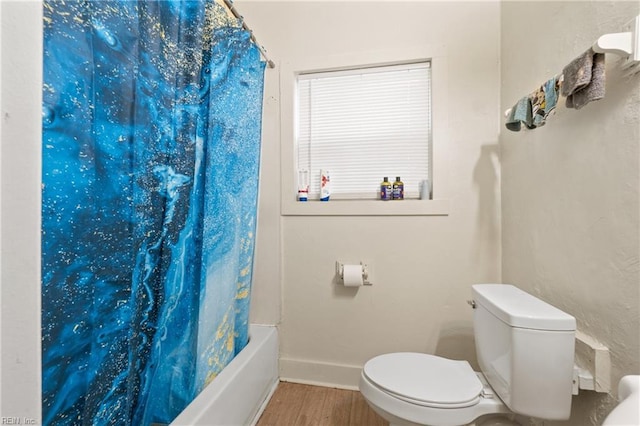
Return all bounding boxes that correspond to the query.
[503,14,640,118]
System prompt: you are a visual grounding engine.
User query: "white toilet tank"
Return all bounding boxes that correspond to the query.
[472,284,576,420]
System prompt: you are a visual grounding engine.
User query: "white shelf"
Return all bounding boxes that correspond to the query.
[281,198,450,216]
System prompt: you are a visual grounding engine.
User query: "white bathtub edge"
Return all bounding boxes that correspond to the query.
[248,377,279,426]
[170,324,279,426]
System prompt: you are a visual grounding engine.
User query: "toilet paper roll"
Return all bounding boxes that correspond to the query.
[342,264,364,287]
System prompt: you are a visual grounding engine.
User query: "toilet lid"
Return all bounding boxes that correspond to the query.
[363,352,484,408]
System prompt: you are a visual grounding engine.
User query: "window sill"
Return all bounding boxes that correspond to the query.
[281,198,449,216]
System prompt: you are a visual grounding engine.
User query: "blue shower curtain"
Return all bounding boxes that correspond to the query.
[41,1,265,424]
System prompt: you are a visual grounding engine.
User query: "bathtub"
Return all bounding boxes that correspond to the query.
[170,324,279,426]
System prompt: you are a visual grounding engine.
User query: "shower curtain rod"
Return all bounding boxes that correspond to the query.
[221,0,276,69]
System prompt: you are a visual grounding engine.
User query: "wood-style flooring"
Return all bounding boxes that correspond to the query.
[256,381,389,426]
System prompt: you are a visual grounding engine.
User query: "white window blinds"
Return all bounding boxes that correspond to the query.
[296,61,431,199]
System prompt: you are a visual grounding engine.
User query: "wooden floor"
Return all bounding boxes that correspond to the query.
[256,381,389,426]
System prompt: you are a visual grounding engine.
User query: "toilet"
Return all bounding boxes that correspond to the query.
[359,284,577,426]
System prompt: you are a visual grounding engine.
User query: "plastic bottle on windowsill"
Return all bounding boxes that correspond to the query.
[392,176,404,200]
[320,170,331,201]
[380,177,392,201]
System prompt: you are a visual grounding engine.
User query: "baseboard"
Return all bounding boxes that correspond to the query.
[279,357,362,390]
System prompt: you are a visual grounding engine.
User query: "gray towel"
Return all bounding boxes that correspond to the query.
[562,48,606,109]
[566,52,605,109]
[561,48,595,97]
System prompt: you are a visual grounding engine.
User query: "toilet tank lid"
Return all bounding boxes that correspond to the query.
[472,284,576,331]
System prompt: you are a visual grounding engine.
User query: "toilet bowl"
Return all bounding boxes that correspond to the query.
[359,352,511,426]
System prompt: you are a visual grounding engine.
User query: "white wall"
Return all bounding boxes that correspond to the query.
[249,56,282,326]
[0,0,43,421]
[0,0,3,414]
[500,1,640,425]
[239,0,502,388]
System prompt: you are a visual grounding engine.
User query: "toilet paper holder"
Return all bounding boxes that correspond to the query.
[335,261,372,286]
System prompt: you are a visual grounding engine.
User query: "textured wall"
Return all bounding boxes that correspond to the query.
[501,1,640,425]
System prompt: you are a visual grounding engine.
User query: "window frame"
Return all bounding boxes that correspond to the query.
[280,45,450,216]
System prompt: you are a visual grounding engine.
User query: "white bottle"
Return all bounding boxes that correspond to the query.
[320,170,330,201]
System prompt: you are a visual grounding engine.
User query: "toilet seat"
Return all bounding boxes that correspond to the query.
[363,352,484,409]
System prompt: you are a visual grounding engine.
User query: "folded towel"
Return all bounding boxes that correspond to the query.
[505,96,533,131]
[566,52,605,109]
[562,48,595,97]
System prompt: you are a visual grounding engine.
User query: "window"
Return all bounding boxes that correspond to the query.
[280,47,449,216]
[295,62,431,200]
